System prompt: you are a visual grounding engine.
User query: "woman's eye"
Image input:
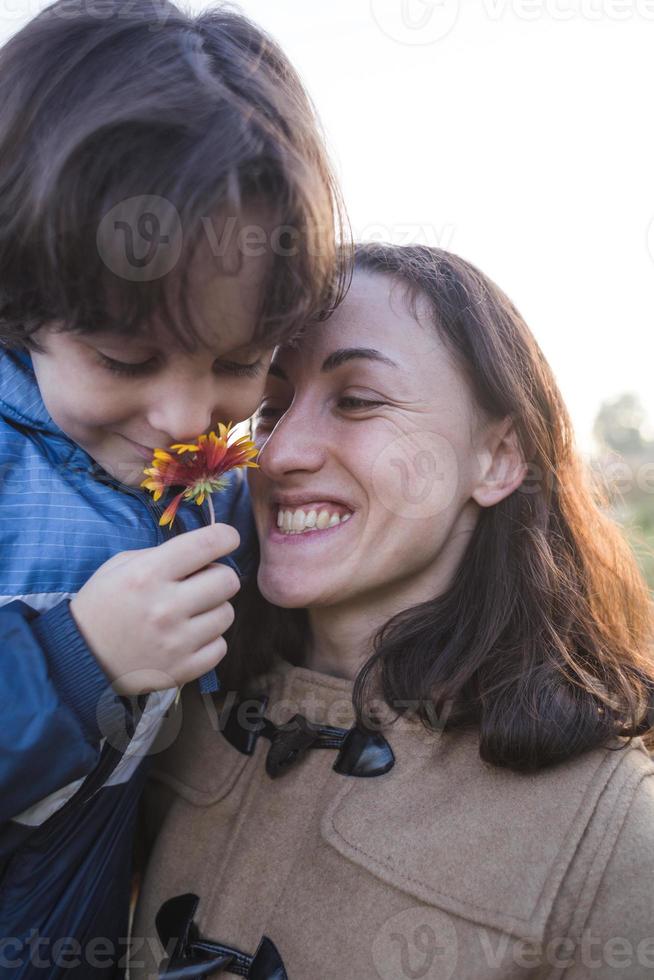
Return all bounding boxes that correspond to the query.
[339,396,386,410]
[254,404,284,426]
[253,397,385,428]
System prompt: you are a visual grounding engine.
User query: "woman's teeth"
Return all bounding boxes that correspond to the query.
[276,507,353,535]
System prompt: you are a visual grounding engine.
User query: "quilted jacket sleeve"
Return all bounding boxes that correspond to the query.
[0,598,126,824]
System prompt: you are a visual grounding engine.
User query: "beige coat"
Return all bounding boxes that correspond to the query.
[130,659,654,980]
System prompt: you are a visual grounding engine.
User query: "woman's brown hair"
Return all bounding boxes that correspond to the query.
[0,0,348,354]
[224,242,654,772]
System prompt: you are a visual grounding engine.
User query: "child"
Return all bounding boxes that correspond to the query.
[0,0,344,976]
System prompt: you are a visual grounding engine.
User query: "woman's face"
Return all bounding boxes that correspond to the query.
[249,271,511,613]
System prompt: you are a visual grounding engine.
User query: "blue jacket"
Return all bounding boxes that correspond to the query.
[0,348,255,978]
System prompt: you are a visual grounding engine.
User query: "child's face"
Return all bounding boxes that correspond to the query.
[30,244,274,488]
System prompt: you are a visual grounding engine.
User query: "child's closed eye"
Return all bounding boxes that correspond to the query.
[96,354,157,377]
[96,353,265,379]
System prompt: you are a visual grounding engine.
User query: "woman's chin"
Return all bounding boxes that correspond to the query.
[257,568,341,610]
[257,580,314,609]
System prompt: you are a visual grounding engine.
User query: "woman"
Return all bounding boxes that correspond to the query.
[130,245,654,980]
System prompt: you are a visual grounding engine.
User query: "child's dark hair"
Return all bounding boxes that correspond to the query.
[0,0,348,354]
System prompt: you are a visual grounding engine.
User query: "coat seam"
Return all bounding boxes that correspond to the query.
[551,768,654,980]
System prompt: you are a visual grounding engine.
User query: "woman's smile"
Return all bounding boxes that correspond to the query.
[270,501,355,541]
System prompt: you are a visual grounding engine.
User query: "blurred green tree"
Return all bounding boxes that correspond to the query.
[591,393,654,590]
[593,393,650,455]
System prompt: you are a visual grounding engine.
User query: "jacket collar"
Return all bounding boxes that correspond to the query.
[0,349,61,436]
[0,348,100,471]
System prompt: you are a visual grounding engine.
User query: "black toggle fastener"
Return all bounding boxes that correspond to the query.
[157,894,287,980]
[220,695,395,779]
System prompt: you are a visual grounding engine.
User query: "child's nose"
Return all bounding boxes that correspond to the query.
[145,393,214,444]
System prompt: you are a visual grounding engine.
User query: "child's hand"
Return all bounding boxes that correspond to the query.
[69,524,241,695]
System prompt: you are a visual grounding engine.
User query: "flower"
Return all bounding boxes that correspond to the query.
[141,422,258,528]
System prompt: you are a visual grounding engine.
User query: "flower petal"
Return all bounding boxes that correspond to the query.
[159,492,185,528]
[170,442,200,454]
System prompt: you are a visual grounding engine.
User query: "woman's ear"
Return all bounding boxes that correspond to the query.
[471,417,528,508]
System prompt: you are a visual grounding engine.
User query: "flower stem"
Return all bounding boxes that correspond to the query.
[175,496,215,710]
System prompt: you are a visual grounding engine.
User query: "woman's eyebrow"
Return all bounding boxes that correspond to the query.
[321,348,399,372]
[267,347,399,382]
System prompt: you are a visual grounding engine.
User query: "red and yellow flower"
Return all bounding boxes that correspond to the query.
[141,422,258,528]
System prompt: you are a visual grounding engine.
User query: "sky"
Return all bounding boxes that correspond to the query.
[2,0,653,453]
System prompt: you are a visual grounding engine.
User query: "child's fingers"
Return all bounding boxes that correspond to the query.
[151,523,241,581]
[184,602,236,654]
[178,637,229,685]
[176,563,241,617]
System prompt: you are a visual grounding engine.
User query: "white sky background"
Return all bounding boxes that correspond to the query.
[2,0,653,454]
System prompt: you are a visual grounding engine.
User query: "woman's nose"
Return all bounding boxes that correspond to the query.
[257,410,325,477]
